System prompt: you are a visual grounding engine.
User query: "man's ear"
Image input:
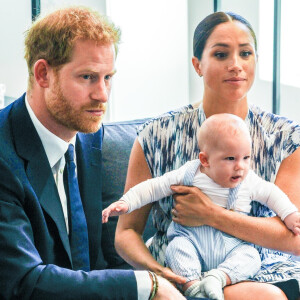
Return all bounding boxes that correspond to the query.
[33,59,51,88]
[192,56,202,77]
[199,152,209,167]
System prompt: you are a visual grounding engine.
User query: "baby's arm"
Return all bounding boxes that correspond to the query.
[120,163,188,213]
[249,171,299,234]
[284,212,300,235]
[102,200,129,223]
[102,163,188,223]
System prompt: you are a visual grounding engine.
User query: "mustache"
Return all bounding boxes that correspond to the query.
[82,102,107,110]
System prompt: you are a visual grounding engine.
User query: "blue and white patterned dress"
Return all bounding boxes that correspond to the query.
[137,102,300,287]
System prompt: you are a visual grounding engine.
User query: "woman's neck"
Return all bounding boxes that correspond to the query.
[202,95,249,120]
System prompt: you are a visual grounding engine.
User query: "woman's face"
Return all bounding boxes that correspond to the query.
[194,21,257,103]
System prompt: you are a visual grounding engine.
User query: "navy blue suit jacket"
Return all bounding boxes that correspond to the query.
[0,95,137,299]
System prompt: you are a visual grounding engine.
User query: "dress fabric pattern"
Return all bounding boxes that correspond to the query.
[137,103,300,287]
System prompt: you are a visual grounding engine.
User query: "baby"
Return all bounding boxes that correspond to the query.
[103,113,300,300]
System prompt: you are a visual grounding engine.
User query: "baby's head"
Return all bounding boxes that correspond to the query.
[198,113,251,188]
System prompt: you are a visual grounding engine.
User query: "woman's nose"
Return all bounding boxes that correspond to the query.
[227,55,242,73]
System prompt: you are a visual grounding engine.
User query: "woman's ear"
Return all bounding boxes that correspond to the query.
[199,152,209,167]
[33,59,51,88]
[192,56,202,77]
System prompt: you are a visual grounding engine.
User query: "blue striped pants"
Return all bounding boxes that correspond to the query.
[166,222,261,284]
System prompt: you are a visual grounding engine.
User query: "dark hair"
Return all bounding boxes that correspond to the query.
[193,11,257,60]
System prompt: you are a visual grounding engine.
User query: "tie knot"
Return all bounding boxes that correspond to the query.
[65,144,75,162]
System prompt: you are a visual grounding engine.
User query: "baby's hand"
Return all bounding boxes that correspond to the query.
[102,200,129,223]
[284,212,300,235]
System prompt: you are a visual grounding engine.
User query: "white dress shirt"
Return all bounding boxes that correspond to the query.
[25,96,72,233]
[25,96,151,299]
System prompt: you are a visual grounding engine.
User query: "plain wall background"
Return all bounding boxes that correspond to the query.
[1,0,299,122]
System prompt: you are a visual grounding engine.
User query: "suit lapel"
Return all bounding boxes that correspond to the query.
[27,160,72,262]
[76,130,103,268]
[11,96,72,262]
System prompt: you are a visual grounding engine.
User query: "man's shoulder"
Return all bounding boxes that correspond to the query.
[0,98,18,157]
[0,94,26,132]
[77,126,103,151]
[0,94,37,170]
[0,96,16,129]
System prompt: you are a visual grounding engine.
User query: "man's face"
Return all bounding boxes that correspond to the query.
[45,39,116,137]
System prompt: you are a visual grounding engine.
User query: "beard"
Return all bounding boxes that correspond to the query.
[45,75,106,134]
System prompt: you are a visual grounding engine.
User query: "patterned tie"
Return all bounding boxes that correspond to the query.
[227,184,241,211]
[64,144,90,271]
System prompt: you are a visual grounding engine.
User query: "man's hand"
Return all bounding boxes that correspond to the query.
[154,275,186,300]
[102,200,129,223]
[284,211,300,235]
[171,185,219,227]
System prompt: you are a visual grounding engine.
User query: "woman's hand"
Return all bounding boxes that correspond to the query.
[171,185,220,227]
[157,267,186,286]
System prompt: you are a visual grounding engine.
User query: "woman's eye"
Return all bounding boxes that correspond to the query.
[240,51,252,57]
[214,52,228,59]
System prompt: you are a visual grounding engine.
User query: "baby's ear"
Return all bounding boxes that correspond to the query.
[199,152,209,167]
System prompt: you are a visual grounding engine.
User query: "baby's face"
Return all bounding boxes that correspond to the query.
[204,133,251,188]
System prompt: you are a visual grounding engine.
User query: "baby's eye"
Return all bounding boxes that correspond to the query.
[225,157,235,161]
[244,156,250,160]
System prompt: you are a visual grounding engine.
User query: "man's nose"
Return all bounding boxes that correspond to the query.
[91,79,109,103]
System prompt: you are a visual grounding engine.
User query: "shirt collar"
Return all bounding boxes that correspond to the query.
[25,94,76,168]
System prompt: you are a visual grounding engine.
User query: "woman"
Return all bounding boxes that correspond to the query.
[115,11,300,300]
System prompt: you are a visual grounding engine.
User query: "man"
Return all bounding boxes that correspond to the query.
[0,6,185,300]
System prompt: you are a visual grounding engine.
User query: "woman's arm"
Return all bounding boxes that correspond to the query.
[115,139,186,284]
[171,148,300,255]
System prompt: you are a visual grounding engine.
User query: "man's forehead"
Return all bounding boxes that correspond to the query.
[65,40,115,68]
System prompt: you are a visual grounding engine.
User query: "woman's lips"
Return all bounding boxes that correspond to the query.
[224,77,246,84]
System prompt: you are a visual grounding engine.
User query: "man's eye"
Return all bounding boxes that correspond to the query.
[215,52,227,59]
[82,74,94,80]
[104,75,112,81]
[240,51,252,57]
